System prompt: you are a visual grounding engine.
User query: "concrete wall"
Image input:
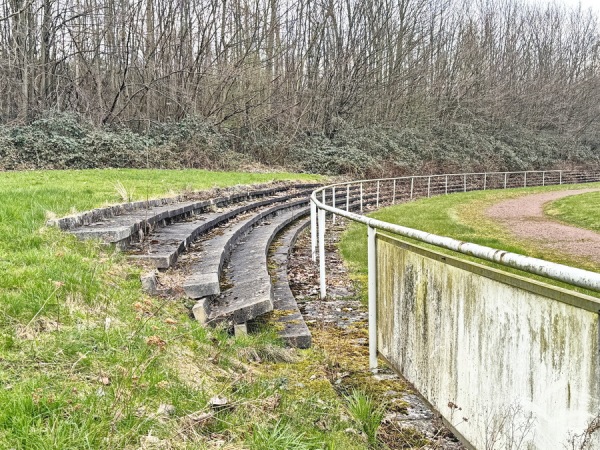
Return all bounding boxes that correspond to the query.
[376,234,600,449]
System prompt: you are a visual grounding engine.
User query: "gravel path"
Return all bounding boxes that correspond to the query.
[486,188,600,263]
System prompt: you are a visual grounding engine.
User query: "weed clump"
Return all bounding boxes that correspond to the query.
[249,420,313,450]
[345,389,385,447]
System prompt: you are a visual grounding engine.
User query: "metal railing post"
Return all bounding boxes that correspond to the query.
[504,172,508,189]
[376,181,380,208]
[310,200,317,262]
[463,174,467,192]
[483,173,487,190]
[318,207,326,299]
[427,176,431,198]
[346,185,350,212]
[542,171,545,186]
[332,187,336,225]
[560,171,563,185]
[524,172,527,187]
[392,179,396,205]
[445,175,448,194]
[360,182,363,213]
[368,225,378,371]
[410,178,414,200]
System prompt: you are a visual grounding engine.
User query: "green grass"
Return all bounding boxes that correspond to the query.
[339,183,600,301]
[249,420,314,450]
[0,169,320,323]
[545,190,600,233]
[0,169,391,449]
[345,390,385,447]
[1,168,321,217]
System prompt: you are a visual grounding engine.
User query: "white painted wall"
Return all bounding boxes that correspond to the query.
[377,236,600,449]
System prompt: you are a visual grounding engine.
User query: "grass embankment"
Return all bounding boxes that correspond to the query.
[340,183,600,300]
[545,190,600,233]
[0,169,389,449]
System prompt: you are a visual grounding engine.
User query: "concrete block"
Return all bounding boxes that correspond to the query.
[140,271,158,295]
[234,323,248,335]
[192,298,210,324]
[184,273,220,299]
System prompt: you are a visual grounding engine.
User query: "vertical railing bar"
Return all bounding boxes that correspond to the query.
[410,177,414,200]
[524,171,527,187]
[445,175,448,194]
[483,173,487,190]
[560,170,563,185]
[310,200,317,262]
[360,182,363,213]
[376,180,380,208]
[318,207,326,299]
[542,171,545,186]
[346,184,350,212]
[392,179,396,205]
[368,225,377,371]
[504,172,508,189]
[427,176,431,198]
[463,174,467,192]
[332,187,336,225]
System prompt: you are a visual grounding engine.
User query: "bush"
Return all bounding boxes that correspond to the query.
[0,112,597,174]
[0,113,252,171]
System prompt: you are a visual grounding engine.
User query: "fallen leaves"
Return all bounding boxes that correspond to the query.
[146,335,167,349]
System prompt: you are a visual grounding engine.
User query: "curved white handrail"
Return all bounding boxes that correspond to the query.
[310,169,600,293]
[311,169,600,370]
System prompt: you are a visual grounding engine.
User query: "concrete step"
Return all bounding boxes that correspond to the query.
[207,207,309,325]
[270,219,312,348]
[183,198,310,298]
[57,183,319,247]
[129,192,311,269]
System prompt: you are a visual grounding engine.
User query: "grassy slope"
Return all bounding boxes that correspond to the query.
[1,169,320,322]
[0,169,381,449]
[339,183,600,300]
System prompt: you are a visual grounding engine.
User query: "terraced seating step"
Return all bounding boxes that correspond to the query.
[183,198,309,298]
[207,207,309,325]
[187,189,384,323]
[270,219,312,348]
[131,193,311,269]
[56,183,319,246]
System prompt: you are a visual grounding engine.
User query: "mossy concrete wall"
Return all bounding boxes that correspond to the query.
[376,234,600,449]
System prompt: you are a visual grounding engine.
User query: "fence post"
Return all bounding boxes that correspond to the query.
[318,207,326,299]
[310,200,317,262]
[360,182,363,213]
[376,181,380,208]
[483,173,487,190]
[445,175,448,194]
[560,171,563,185]
[410,178,414,200]
[524,172,527,187]
[463,174,467,192]
[542,171,545,186]
[346,185,350,212]
[392,179,396,205]
[332,187,336,225]
[504,173,508,189]
[368,224,378,371]
[427,176,431,198]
